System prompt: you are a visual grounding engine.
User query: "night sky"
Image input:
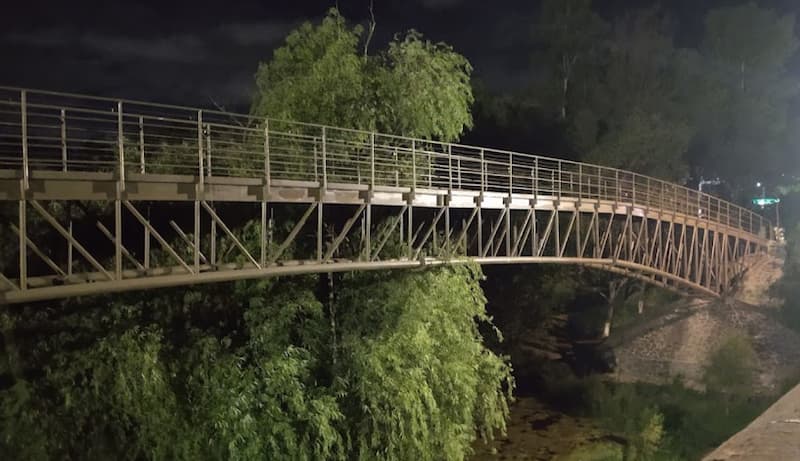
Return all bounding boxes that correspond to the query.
[2,0,799,110]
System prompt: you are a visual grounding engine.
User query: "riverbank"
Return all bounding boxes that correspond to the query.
[470,397,608,460]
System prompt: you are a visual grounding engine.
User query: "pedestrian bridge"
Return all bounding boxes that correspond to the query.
[0,87,774,304]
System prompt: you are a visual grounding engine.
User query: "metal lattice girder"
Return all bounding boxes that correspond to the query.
[0,86,776,304]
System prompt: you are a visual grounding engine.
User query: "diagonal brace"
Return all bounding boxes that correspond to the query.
[270,202,318,264]
[11,224,66,277]
[202,201,260,269]
[96,222,145,271]
[30,200,112,280]
[124,200,193,274]
[371,205,408,261]
[325,203,366,261]
[169,220,209,265]
[414,207,447,259]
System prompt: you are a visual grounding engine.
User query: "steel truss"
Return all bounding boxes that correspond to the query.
[0,87,772,304]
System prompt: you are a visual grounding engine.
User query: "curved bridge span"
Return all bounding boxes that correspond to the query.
[0,87,774,304]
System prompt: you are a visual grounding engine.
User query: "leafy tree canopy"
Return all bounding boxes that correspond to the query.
[251,9,473,142]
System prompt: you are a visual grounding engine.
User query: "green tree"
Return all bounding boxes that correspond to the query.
[1,9,511,461]
[693,3,799,187]
[581,7,692,181]
[535,0,608,121]
[334,266,513,461]
[251,9,473,142]
[703,334,757,400]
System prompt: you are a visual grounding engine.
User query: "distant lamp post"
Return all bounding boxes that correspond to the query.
[698,177,721,216]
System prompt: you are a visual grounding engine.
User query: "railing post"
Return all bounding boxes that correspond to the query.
[264,120,270,188]
[197,110,204,185]
[508,152,513,195]
[449,144,454,192]
[138,116,145,174]
[411,139,416,190]
[370,132,375,188]
[206,124,212,177]
[394,147,399,187]
[313,140,318,181]
[578,164,582,198]
[457,156,462,189]
[480,149,485,195]
[321,126,327,188]
[533,157,538,199]
[738,207,742,231]
[117,102,125,190]
[115,102,126,281]
[262,120,270,267]
[20,90,28,189]
[556,160,562,199]
[60,109,67,172]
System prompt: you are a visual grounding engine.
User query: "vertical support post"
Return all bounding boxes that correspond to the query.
[115,192,122,279]
[210,218,216,266]
[139,116,145,174]
[60,109,67,172]
[317,202,323,261]
[195,110,204,274]
[506,153,512,256]
[116,102,125,280]
[197,110,204,183]
[18,183,26,290]
[366,134,374,260]
[21,90,29,190]
[365,202,371,260]
[408,203,414,258]
[68,219,73,276]
[262,120,270,267]
[144,212,150,270]
[261,201,267,267]
[321,126,327,189]
[194,200,200,273]
[117,102,125,191]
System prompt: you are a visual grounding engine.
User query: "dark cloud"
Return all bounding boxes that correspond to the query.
[417,0,464,9]
[8,28,207,63]
[218,22,296,46]
[82,34,206,62]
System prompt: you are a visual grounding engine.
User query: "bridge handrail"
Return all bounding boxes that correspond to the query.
[0,86,772,240]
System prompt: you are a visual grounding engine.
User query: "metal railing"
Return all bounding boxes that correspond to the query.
[0,86,771,239]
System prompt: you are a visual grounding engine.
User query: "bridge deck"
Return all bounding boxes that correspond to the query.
[0,87,775,303]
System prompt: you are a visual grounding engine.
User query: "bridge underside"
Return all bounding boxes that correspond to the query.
[0,171,768,304]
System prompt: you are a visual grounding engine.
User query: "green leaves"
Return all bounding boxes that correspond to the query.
[334,266,513,461]
[251,9,473,143]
